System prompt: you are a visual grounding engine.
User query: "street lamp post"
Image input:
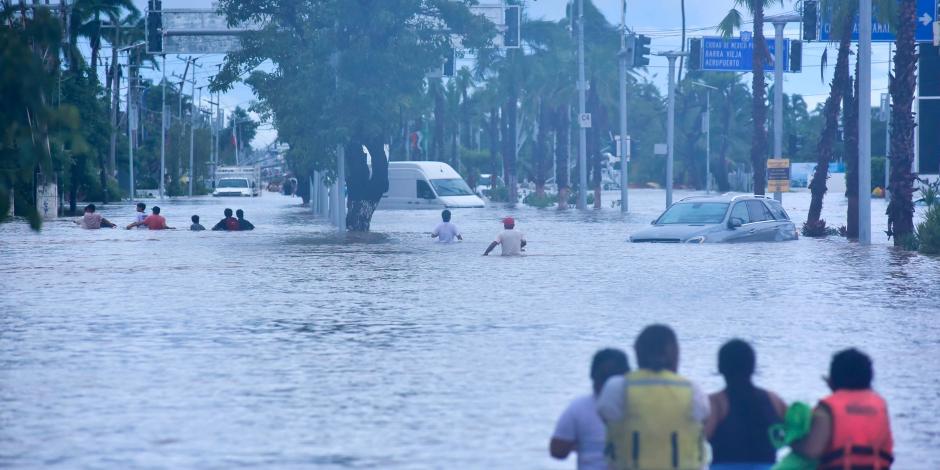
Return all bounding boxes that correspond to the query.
[858,0,872,244]
[576,0,588,210]
[655,51,688,208]
[691,81,717,195]
[618,0,629,212]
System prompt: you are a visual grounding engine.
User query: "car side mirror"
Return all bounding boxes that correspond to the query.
[650,219,656,225]
[728,217,743,229]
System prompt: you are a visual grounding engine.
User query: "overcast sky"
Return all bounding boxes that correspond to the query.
[130,0,896,149]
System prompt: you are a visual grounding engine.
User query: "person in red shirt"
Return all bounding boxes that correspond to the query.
[126,206,174,230]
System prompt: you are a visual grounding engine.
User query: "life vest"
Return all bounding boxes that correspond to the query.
[225,217,240,231]
[606,369,705,470]
[818,390,893,470]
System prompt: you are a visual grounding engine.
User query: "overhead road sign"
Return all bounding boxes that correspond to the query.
[146,5,262,54]
[817,0,936,43]
[696,34,794,73]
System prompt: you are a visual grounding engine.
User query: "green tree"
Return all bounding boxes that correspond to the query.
[1,5,85,228]
[214,0,491,231]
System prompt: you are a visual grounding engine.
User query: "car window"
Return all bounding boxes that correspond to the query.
[416,180,435,199]
[656,202,729,224]
[747,200,775,222]
[766,200,790,220]
[730,202,750,224]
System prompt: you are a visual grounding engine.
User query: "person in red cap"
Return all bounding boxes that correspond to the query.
[483,216,526,256]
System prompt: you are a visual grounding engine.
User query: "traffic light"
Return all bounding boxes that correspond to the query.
[623,34,636,67]
[504,5,520,48]
[443,48,456,77]
[689,38,702,71]
[146,0,162,54]
[634,34,651,67]
[790,40,803,72]
[802,0,817,41]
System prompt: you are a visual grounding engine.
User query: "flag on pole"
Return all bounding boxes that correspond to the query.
[231,127,238,148]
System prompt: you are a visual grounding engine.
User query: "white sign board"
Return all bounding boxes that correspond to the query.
[654,143,668,155]
[579,113,592,128]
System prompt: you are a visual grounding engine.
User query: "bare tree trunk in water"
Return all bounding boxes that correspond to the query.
[806,15,853,235]
[488,108,500,190]
[750,5,768,195]
[844,55,860,239]
[534,99,548,197]
[345,137,389,232]
[555,105,570,209]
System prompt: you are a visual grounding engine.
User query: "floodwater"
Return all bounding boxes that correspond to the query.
[1,189,938,469]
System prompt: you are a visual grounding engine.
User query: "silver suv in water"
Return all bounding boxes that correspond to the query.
[630,195,799,243]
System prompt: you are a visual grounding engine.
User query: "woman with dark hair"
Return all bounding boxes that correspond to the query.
[705,339,787,470]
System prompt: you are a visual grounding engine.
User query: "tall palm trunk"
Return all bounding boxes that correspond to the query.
[502,86,518,204]
[750,5,768,195]
[887,0,918,245]
[488,107,500,189]
[432,81,444,162]
[108,24,121,180]
[555,105,570,209]
[844,55,860,238]
[534,99,549,197]
[806,15,854,232]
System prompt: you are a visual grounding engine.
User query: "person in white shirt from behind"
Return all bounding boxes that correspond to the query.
[483,217,526,256]
[431,209,462,243]
[550,348,631,470]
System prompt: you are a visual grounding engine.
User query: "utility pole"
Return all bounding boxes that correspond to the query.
[576,0,588,210]
[691,81,717,194]
[618,0,629,212]
[768,14,801,202]
[656,51,687,208]
[160,54,166,199]
[881,92,890,201]
[858,0,872,244]
[188,83,198,197]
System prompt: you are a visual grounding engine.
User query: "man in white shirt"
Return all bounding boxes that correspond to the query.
[483,217,526,256]
[550,348,630,470]
[431,209,462,242]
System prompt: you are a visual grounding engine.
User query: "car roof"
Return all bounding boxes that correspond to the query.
[676,194,778,204]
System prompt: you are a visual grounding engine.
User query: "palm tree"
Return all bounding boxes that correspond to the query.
[887,0,918,245]
[718,0,781,196]
[804,3,855,235]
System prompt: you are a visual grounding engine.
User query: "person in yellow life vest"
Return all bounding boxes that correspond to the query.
[792,348,894,470]
[596,324,710,470]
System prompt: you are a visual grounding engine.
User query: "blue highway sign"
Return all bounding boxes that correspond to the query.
[818,0,936,43]
[700,36,790,72]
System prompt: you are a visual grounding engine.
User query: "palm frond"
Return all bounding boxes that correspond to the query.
[716,9,742,38]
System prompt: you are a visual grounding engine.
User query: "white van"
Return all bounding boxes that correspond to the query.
[378,162,485,210]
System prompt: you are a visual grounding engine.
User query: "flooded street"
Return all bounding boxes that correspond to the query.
[1,190,938,469]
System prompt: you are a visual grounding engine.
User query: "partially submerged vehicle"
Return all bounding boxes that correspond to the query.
[630,194,798,243]
[378,162,485,209]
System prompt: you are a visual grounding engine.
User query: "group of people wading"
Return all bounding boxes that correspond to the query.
[74,203,254,232]
[550,324,893,470]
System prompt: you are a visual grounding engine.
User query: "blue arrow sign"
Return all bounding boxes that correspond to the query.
[818,0,936,42]
[701,36,790,72]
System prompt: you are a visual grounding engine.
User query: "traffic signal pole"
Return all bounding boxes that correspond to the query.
[576,0,587,210]
[768,14,800,203]
[858,0,872,244]
[655,51,687,208]
[618,0,628,212]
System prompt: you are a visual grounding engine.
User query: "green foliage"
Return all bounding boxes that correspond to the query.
[915,205,940,255]
[523,192,557,208]
[802,219,839,237]
[916,178,940,207]
[214,0,494,182]
[1,6,86,228]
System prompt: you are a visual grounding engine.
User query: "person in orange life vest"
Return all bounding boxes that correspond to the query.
[792,348,893,470]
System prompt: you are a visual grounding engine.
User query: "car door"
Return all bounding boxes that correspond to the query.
[724,202,753,243]
[745,200,777,241]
